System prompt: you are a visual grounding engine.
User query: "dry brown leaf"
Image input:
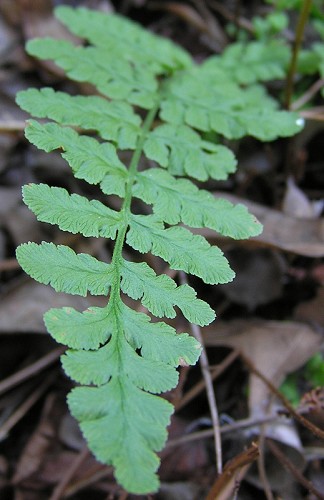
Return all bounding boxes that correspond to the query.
[199,193,324,257]
[13,393,61,484]
[203,320,322,414]
[220,248,285,310]
[206,442,259,500]
[294,285,324,327]
[0,281,99,333]
[282,177,324,219]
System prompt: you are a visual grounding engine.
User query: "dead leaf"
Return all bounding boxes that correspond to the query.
[160,415,209,480]
[0,281,93,333]
[13,393,62,484]
[220,248,285,310]
[294,285,324,327]
[282,177,324,218]
[206,442,259,500]
[0,187,21,215]
[197,192,324,257]
[203,320,322,415]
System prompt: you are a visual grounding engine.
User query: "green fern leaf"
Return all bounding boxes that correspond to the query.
[143,124,236,181]
[68,378,173,494]
[25,121,128,192]
[134,168,262,238]
[17,88,141,148]
[27,38,158,109]
[120,259,215,325]
[55,6,192,74]
[23,184,121,238]
[127,215,235,284]
[16,242,112,296]
[161,68,303,140]
[13,4,307,494]
[122,304,201,366]
[210,41,290,84]
[62,334,179,391]
[44,305,112,350]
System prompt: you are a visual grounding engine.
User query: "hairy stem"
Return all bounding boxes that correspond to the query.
[285,0,312,109]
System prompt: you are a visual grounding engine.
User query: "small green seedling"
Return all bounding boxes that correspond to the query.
[15,7,302,494]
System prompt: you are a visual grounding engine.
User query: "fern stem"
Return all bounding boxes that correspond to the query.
[109,101,160,304]
[284,0,312,109]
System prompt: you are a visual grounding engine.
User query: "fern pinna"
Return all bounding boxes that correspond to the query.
[15,6,302,494]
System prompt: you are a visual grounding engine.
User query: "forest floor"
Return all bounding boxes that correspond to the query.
[0,1,323,499]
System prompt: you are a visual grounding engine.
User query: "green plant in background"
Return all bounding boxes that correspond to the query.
[280,353,324,406]
[15,6,304,494]
[224,0,324,105]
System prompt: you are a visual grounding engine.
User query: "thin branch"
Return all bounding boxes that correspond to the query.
[167,413,285,448]
[179,272,222,474]
[299,106,324,120]
[208,0,254,34]
[50,446,90,500]
[174,349,239,411]
[63,466,113,498]
[241,353,324,440]
[206,442,259,500]
[0,373,55,440]
[0,347,64,397]
[0,258,20,272]
[267,439,324,500]
[257,433,274,500]
[291,78,324,110]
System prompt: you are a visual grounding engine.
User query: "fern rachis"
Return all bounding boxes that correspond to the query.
[15,6,303,494]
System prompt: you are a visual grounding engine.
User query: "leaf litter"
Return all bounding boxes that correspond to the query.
[0,0,323,498]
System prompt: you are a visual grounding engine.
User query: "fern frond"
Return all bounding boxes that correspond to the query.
[54,6,192,73]
[16,242,112,296]
[68,378,173,494]
[161,68,303,140]
[44,305,112,350]
[209,40,290,84]
[25,121,127,191]
[63,333,179,390]
[121,304,201,366]
[23,184,121,238]
[127,215,235,284]
[17,88,141,148]
[120,259,215,325]
[134,168,262,238]
[15,5,304,494]
[143,124,236,180]
[27,38,158,109]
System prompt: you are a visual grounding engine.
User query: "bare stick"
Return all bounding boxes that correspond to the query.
[167,413,284,448]
[50,446,90,500]
[175,349,239,411]
[267,439,324,500]
[291,78,324,110]
[0,373,55,440]
[0,347,64,397]
[179,271,223,474]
